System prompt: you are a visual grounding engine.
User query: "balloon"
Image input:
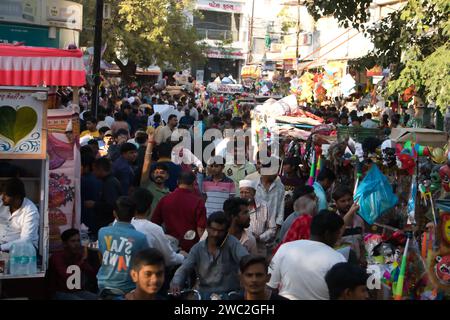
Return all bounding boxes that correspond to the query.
[432,148,446,164]
[219,96,224,103]
[397,153,415,175]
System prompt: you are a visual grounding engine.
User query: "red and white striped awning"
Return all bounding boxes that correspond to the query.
[0,44,85,87]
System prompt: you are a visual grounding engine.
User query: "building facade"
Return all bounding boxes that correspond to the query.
[278,0,407,73]
[0,0,82,49]
[189,0,284,83]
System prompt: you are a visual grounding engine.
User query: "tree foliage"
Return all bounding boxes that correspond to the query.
[75,0,205,83]
[306,0,372,30]
[278,5,298,33]
[308,0,449,112]
[383,0,449,111]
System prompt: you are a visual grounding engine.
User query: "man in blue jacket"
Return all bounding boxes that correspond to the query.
[97,196,149,295]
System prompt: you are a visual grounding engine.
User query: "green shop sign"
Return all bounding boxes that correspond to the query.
[0,23,59,48]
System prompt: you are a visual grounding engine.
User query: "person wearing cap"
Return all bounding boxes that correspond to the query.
[100,129,114,157]
[202,157,235,217]
[98,126,110,141]
[277,185,318,244]
[112,142,139,196]
[239,180,276,257]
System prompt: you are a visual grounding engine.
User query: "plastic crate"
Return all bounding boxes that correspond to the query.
[337,126,386,143]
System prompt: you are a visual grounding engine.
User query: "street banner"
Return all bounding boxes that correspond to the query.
[47,108,80,252]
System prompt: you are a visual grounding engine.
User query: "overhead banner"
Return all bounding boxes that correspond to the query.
[0,87,48,159]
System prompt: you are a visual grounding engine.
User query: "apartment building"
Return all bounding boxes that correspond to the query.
[189,0,283,82]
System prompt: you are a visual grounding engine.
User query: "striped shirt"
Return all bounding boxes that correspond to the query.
[248,200,276,243]
[202,175,235,216]
[249,200,277,256]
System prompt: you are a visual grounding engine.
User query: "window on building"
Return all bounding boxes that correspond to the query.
[193,10,240,41]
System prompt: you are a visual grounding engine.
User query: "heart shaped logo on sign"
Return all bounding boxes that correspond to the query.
[0,106,38,146]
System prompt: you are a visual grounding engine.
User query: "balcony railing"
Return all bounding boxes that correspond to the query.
[196,28,239,42]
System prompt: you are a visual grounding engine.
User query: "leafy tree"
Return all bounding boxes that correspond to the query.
[306,0,372,30]
[75,0,205,84]
[306,0,449,112]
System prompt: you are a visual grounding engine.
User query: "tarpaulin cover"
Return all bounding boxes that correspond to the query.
[0,44,85,86]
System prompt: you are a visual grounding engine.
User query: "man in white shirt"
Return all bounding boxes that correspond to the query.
[255,162,285,227]
[0,178,39,252]
[361,113,378,129]
[239,180,276,256]
[154,114,179,146]
[171,144,204,173]
[267,210,346,300]
[130,188,186,267]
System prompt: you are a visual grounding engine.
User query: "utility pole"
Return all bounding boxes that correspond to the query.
[91,0,104,118]
[295,0,301,62]
[247,0,256,63]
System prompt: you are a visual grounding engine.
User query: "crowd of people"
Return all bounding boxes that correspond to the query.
[41,82,410,301]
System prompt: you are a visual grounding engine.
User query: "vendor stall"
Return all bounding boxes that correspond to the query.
[0,44,85,287]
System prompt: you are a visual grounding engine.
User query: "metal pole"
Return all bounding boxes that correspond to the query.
[91,0,104,118]
[296,0,300,61]
[247,0,255,63]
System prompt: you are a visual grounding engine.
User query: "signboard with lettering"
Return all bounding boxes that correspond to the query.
[0,87,48,159]
[0,23,59,47]
[0,0,41,25]
[45,0,82,31]
[0,0,82,31]
[196,0,243,13]
[206,83,243,94]
[206,49,245,60]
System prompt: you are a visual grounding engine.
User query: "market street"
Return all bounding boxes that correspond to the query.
[0,0,448,305]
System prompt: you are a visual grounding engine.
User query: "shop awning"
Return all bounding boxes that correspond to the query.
[0,43,85,86]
